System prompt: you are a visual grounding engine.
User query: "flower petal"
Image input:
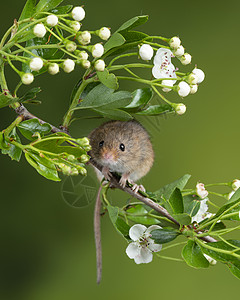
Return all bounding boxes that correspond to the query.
[148,240,162,252]
[134,247,153,264]
[126,242,139,259]
[129,224,147,241]
[145,225,162,235]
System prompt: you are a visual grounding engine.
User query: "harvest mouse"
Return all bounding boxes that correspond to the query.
[88,120,154,192]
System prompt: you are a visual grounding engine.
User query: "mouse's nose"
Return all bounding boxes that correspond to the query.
[103,152,114,160]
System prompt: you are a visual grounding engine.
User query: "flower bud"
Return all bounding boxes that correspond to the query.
[203,254,217,265]
[99,27,111,40]
[196,183,208,199]
[94,59,105,71]
[169,36,181,49]
[232,179,240,191]
[139,44,154,61]
[63,59,75,73]
[65,41,77,52]
[75,50,88,60]
[77,31,91,45]
[72,6,85,21]
[21,73,34,85]
[175,103,186,115]
[29,57,43,71]
[67,155,77,162]
[70,21,81,32]
[178,81,190,97]
[192,68,205,83]
[76,137,90,147]
[78,167,87,176]
[181,53,192,65]
[80,59,91,69]
[188,73,198,85]
[71,167,79,176]
[80,154,90,163]
[162,79,174,92]
[190,84,198,94]
[46,14,58,27]
[174,45,184,57]
[92,43,104,58]
[48,63,59,75]
[33,23,47,38]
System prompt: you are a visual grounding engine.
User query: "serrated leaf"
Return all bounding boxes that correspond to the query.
[121,30,149,42]
[182,240,209,269]
[183,194,201,217]
[107,205,130,239]
[96,69,119,90]
[168,188,184,214]
[0,93,18,108]
[35,0,63,13]
[17,119,51,140]
[2,128,22,161]
[125,88,153,109]
[116,15,149,33]
[136,104,174,116]
[151,228,179,244]
[126,205,160,225]
[25,151,60,181]
[19,0,36,21]
[19,87,41,102]
[93,108,133,121]
[173,213,192,225]
[200,240,240,279]
[104,32,126,52]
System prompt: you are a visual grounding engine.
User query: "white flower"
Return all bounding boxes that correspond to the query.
[190,84,198,94]
[21,73,34,85]
[99,27,111,40]
[169,36,181,49]
[70,21,81,32]
[29,57,43,71]
[81,59,91,69]
[232,179,240,191]
[78,31,91,45]
[228,191,235,200]
[181,53,192,65]
[126,224,162,264]
[174,45,184,57]
[178,81,190,97]
[139,44,154,61]
[63,59,75,73]
[92,43,104,58]
[162,79,174,92]
[76,50,88,60]
[192,68,205,83]
[196,183,208,199]
[33,23,47,38]
[188,73,198,85]
[65,41,77,52]
[175,103,186,115]
[203,254,217,265]
[72,6,85,21]
[48,63,59,75]
[192,198,212,223]
[94,59,105,71]
[46,14,58,27]
[152,48,177,81]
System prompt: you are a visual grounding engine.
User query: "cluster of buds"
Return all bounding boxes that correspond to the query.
[19,6,111,85]
[169,36,191,65]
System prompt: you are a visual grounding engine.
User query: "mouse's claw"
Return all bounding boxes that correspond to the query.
[102,166,112,181]
[131,183,146,194]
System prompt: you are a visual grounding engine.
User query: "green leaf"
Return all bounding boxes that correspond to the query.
[17,119,51,140]
[104,33,126,52]
[151,228,179,244]
[153,174,191,201]
[25,151,60,181]
[19,0,36,21]
[200,240,240,279]
[183,195,201,217]
[173,213,192,225]
[136,104,174,116]
[116,15,149,33]
[168,188,184,214]
[107,205,130,238]
[126,205,160,225]
[2,128,22,161]
[182,240,209,269]
[0,93,18,108]
[121,30,149,42]
[0,132,10,150]
[49,5,72,14]
[93,108,133,121]
[96,69,119,90]
[125,88,153,109]
[19,87,41,102]
[35,0,63,13]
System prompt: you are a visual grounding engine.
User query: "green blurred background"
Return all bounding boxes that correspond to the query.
[0,0,239,299]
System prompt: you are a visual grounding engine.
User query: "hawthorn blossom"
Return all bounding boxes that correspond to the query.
[33,23,46,38]
[46,14,58,27]
[29,57,43,71]
[192,68,205,83]
[178,81,191,97]
[232,179,240,191]
[196,183,208,199]
[175,103,186,115]
[139,44,154,61]
[126,224,162,264]
[192,198,212,223]
[72,6,85,21]
[21,73,34,85]
[169,36,181,49]
[99,27,111,40]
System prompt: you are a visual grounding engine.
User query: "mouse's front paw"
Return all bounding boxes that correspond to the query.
[102,166,112,181]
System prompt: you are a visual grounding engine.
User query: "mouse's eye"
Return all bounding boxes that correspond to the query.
[119,143,125,151]
[99,141,104,147]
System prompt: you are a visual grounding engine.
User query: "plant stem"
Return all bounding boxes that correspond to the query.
[108,52,138,68]
[4,116,23,137]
